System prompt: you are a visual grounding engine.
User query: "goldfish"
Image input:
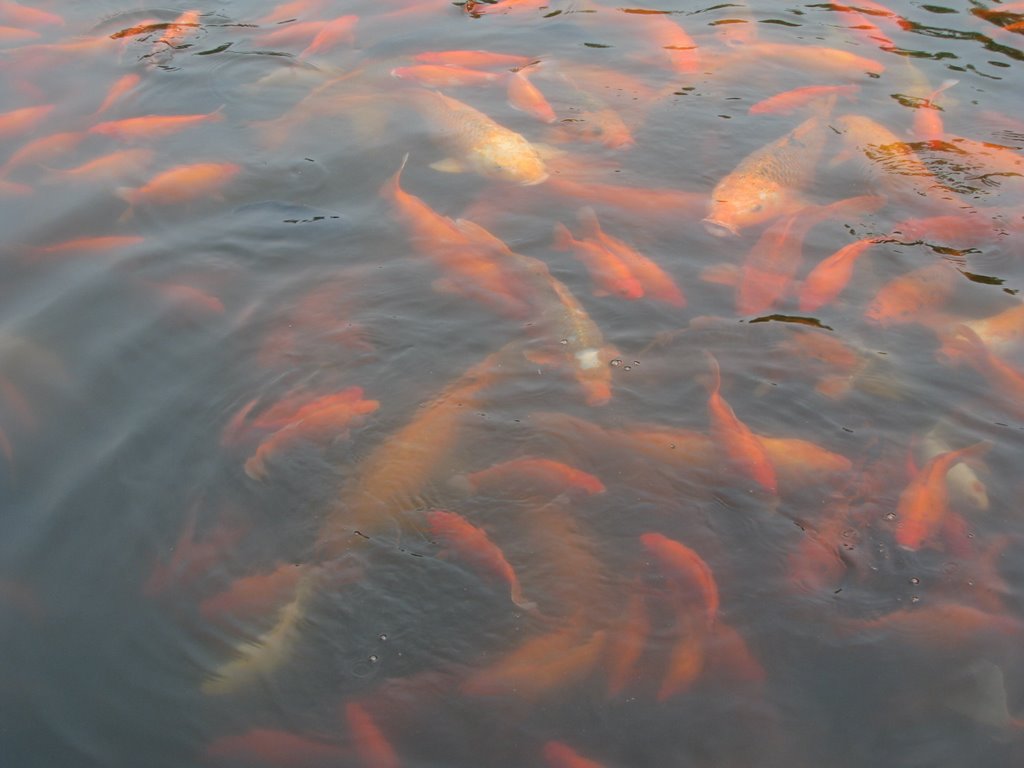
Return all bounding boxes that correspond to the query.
[864,262,957,326]
[412,49,534,69]
[758,436,853,484]
[706,621,766,683]
[548,177,705,222]
[146,281,226,317]
[838,602,1023,652]
[831,4,895,48]
[629,12,700,74]
[298,14,357,58]
[428,509,536,610]
[658,611,707,700]
[89,109,224,140]
[458,457,605,497]
[143,505,245,597]
[704,351,777,494]
[391,64,499,87]
[640,532,719,625]
[43,148,154,184]
[154,9,201,49]
[704,113,829,237]
[735,195,883,315]
[90,73,141,117]
[552,221,645,300]
[798,237,881,312]
[253,19,331,48]
[604,588,650,697]
[732,42,885,76]
[747,84,860,116]
[461,621,607,699]
[0,104,53,140]
[895,441,990,550]
[551,104,635,150]
[256,0,330,25]
[411,89,549,185]
[0,131,84,177]
[204,728,349,766]
[240,387,379,480]
[199,563,306,624]
[24,235,145,260]
[912,79,958,143]
[576,207,686,307]
[942,325,1024,411]
[382,154,535,317]
[889,213,997,249]
[543,741,607,768]
[343,702,401,768]
[0,1,63,27]
[507,68,557,123]
[943,303,1024,354]
[529,275,619,406]
[118,162,241,207]
[919,426,989,512]
[0,24,38,43]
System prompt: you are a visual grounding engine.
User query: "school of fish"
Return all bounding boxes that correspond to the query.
[2,0,1024,765]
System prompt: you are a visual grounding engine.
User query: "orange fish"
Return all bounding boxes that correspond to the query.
[864,262,957,326]
[0,23,38,42]
[391,64,499,87]
[943,325,1024,410]
[895,441,990,550]
[382,155,535,317]
[243,387,379,479]
[912,79,957,143]
[707,621,766,683]
[704,113,828,237]
[798,237,880,312]
[256,0,330,24]
[25,235,145,260]
[412,49,534,69]
[889,213,996,249]
[154,9,201,48]
[461,621,607,699]
[1,131,85,176]
[143,506,245,596]
[0,1,64,26]
[604,587,650,697]
[942,303,1024,355]
[507,68,557,123]
[748,84,860,116]
[542,741,607,768]
[461,457,605,497]
[343,702,401,768]
[640,532,719,625]
[199,563,305,624]
[839,602,1022,652]
[43,148,154,184]
[147,281,226,317]
[704,351,777,494]
[658,610,706,700]
[298,14,357,57]
[253,19,330,48]
[734,194,884,315]
[89,109,224,140]
[204,728,349,766]
[577,208,686,307]
[547,177,705,222]
[831,5,895,47]
[91,73,141,117]
[118,162,240,207]
[553,221,645,300]
[633,13,700,74]
[428,509,536,610]
[0,104,53,140]
[734,42,885,76]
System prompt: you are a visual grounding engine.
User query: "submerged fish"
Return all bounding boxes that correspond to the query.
[704,113,829,236]
[410,89,549,185]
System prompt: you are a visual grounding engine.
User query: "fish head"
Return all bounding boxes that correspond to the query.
[704,180,786,236]
[469,134,549,186]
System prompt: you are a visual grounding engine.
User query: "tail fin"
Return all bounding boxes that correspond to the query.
[380,152,410,201]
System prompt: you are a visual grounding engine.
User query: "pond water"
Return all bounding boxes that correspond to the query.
[1,0,1024,766]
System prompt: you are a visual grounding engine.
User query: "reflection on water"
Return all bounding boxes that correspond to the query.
[1,0,1024,766]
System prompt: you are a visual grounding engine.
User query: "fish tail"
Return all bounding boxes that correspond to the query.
[381,152,410,200]
[575,206,601,239]
[703,350,722,395]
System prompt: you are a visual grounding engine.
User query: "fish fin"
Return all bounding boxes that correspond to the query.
[453,218,508,252]
[551,221,574,251]
[703,350,722,395]
[429,157,467,174]
[381,152,410,199]
[523,346,561,367]
[575,206,602,239]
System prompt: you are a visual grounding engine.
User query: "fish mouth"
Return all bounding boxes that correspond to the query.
[702,218,739,238]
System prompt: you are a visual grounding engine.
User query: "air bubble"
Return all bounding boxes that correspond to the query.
[368,654,379,664]
[909,577,919,585]
[379,634,388,642]
[610,358,623,367]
